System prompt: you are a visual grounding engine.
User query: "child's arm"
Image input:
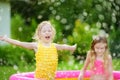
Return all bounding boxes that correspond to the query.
[78,51,90,80]
[108,55,113,80]
[0,35,37,50]
[55,43,77,52]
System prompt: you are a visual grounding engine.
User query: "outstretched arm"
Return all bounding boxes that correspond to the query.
[55,43,77,52]
[78,51,90,80]
[0,35,37,50]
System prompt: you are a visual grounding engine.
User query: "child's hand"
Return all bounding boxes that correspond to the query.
[0,35,7,41]
[71,44,77,53]
[73,44,77,49]
[78,73,83,80]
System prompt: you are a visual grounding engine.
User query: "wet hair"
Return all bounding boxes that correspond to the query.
[90,35,110,69]
[33,21,56,42]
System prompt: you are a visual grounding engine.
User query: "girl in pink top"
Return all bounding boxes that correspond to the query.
[78,35,113,80]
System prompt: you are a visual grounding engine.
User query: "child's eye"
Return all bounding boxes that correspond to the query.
[42,30,46,33]
[101,47,105,49]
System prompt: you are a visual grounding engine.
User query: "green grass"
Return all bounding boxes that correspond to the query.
[112,59,120,71]
[0,66,16,80]
[0,64,35,80]
[0,59,120,80]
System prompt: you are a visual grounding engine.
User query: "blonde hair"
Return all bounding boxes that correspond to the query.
[89,35,110,70]
[33,21,56,42]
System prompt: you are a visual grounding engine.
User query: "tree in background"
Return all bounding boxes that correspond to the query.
[6,0,120,60]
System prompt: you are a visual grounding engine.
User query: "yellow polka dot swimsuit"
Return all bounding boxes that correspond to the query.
[35,43,58,80]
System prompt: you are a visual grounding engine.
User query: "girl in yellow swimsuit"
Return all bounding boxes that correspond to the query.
[0,21,76,80]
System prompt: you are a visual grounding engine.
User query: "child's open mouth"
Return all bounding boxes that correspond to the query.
[45,36,50,40]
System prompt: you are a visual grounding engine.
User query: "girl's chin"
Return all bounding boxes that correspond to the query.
[44,39,52,42]
[97,53,104,56]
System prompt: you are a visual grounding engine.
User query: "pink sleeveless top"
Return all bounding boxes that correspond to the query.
[90,59,109,80]
[91,59,105,75]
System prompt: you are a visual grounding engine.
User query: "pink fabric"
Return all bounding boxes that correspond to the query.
[91,59,105,75]
[9,70,120,80]
[55,70,79,78]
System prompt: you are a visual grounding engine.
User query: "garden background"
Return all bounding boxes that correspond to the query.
[0,0,120,80]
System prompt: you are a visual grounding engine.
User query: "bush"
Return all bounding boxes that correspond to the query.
[0,45,35,66]
[67,20,100,61]
[11,14,37,42]
[109,28,120,58]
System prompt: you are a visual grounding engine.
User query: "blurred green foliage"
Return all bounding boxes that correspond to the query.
[11,14,37,42]
[109,27,120,58]
[0,45,35,66]
[67,20,100,60]
[0,0,120,66]
[50,19,99,61]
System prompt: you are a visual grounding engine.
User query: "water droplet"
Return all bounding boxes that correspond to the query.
[112,16,116,23]
[60,0,65,2]
[83,11,87,16]
[38,1,42,5]
[84,25,90,31]
[49,7,54,10]
[65,25,70,30]
[54,2,61,7]
[51,0,55,3]
[96,22,101,28]
[37,15,42,19]
[115,5,119,11]
[95,5,102,11]
[62,38,67,43]
[74,65,79,69]
[13,65,18,70]
[61,18,67,24]
[52,10,56,14]
[18,27,23,32]
[55,15,60,20]
[98,14,104,20]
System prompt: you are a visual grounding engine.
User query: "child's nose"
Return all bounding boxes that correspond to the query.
[45,31,49,34]
[98,49,102,52]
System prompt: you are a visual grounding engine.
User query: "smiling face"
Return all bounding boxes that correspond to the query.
[34,21,55,43]
[90,36,110,68]
[91,36,108,56]
[39,24,54,43]
[94,42,106,56]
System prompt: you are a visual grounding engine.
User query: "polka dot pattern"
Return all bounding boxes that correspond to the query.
[91,59,105,75]
[56,70,80,78]
[35,43,58,80]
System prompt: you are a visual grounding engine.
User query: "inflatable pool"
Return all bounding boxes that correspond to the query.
[10,70,120,80]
